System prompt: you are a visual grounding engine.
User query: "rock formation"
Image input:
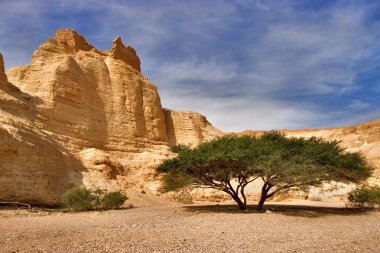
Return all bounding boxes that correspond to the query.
[0,53,7,82]
[0,29,221,205]
[0,29,378,205]
[110,36,141,72]
[164,109,223,146]
[1,43,86,205]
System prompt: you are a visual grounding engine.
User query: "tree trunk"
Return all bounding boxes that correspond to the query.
[257,193,266,211]
[231,194,247,210]
[240,186,247,208]
[257,181,271,210]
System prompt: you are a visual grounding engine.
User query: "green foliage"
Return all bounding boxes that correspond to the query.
[170,144,191,154]
[258,131,371,184]
[158,135,259,187]
[101,191,128,209]
[348,186,380,208]
[266,132,368,177]
[255,131,372,209]
[156,131,373,210]
[157,135,260,210]
[61,187,128,211]
[61,187,97,211]
[161,173,194,192]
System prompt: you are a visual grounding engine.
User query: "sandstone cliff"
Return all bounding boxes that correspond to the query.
[164,109,223,146]
[0,53,7,82]
[0,29,221,205]
[7,29,168,148]
[1,52,83,205]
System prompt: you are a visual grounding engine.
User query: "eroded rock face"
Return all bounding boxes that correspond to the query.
[7,29,168,150]
[164,109,223,146]
[0,64,83,204]
[0,29,220,205]
[55,29,95,53]
[0,125,83,205]
[110,36,141,72]
[0,53,6,82]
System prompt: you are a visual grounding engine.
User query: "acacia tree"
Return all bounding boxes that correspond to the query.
[157,136,260,210]
[157,132,373,211]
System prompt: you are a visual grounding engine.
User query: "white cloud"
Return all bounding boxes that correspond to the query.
[255,0,270,11]
[245,5,371,95]
[348,100,370,110]
[158,89,326,131]
[153,59,238,84]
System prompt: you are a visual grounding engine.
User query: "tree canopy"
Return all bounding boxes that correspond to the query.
[253,131,372,210]
[156,132,373,210]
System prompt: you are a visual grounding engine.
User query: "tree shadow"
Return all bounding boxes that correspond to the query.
[184,203,372,218]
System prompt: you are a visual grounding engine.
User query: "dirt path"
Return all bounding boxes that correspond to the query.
[1,204,379,253]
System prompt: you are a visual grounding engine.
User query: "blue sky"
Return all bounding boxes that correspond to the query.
[0,0,379,131]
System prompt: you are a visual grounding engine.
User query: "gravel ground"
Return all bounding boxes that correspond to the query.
[1,203,379,253]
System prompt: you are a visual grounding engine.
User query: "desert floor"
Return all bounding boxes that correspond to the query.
[1,201,379,253]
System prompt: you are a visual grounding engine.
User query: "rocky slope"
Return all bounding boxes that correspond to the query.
[0,29,222,205]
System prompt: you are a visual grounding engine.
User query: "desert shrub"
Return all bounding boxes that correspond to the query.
[62,187,128,211]
[61,187,97,211]
[170,144,191,154]
[100,191,127,209]
[348,186,380,208]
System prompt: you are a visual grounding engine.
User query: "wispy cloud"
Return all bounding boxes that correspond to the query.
[349,99,370,110]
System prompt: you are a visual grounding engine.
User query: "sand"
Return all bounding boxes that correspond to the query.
[1,202,379,253]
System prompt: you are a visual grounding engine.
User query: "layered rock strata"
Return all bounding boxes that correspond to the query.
[0,53,83,204]
[164,109,223,146]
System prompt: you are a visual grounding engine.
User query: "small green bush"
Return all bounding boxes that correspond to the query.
[62,187,128,211]
[101,191,127,209]
[61,187,97,211]
[348,186,380,208]
[170,144,191,154]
